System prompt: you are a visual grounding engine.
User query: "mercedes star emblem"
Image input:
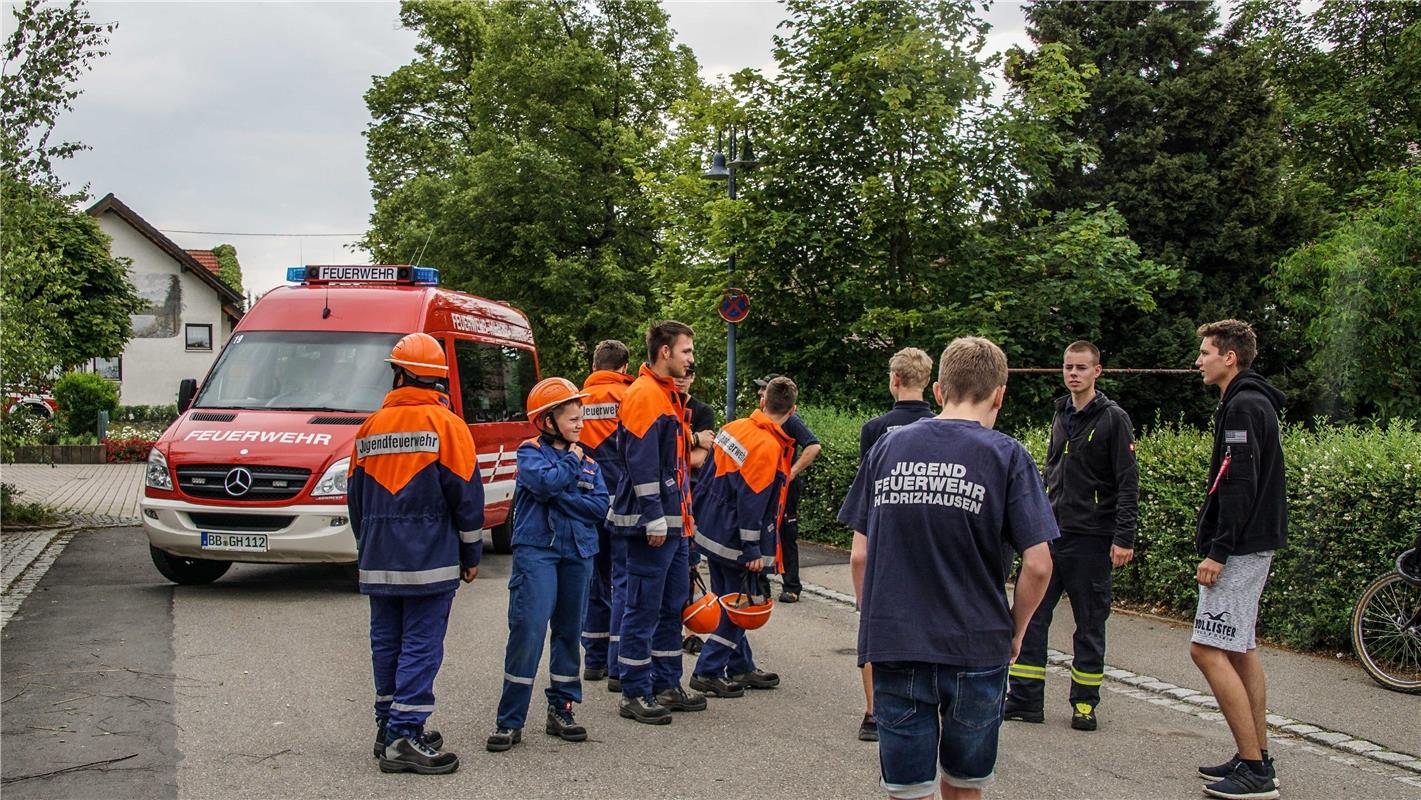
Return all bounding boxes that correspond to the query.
[224,467,254,497]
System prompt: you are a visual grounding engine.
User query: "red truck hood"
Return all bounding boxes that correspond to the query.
[161,409,361,472]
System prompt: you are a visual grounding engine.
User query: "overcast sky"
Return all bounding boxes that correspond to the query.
[22,1,1034,295]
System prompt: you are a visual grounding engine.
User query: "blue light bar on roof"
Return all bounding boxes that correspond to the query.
[284,265,441,285]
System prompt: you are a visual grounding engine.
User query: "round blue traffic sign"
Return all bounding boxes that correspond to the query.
[719,288,750,324]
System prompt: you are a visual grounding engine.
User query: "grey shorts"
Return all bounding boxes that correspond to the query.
[1192,551,1274,652]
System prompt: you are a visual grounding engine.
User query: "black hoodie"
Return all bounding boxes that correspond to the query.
[1044,391,1139,547]
[1195,371,1288,562]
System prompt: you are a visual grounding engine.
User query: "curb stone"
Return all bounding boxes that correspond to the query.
[784,574,1421,778]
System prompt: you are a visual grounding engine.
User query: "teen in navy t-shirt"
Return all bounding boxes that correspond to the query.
[839,419,1059,668]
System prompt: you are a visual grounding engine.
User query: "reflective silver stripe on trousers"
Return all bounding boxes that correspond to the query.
[618,655,652,666]
[694,532,742,561]
[459,529,482,543]
[610,635,621,642]
[503,673,534,685]
[549,673,579,683]
[608,511,641,526]
[375,694,394,702]
[359,565,460,585]
[633,482,660,497]
[391,702,436,713]
[651,649,683,658]
[666,516,684,529]
[582,631,610,639]
[739,528,761,542]
[707,634,736,649]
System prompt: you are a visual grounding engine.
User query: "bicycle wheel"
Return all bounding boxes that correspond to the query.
[1351,571,1421,694]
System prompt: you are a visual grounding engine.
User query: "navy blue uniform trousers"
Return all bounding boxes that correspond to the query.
[612,533,689,698]
[495,533,593,730]
[370,591,456,737]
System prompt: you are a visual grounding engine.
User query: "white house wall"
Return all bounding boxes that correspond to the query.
[96,212,227,406]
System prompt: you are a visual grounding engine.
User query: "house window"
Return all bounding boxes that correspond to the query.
[92,357,122,381]
[186,324,213,351]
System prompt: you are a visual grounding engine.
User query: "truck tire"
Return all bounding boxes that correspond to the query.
[149,546,232,585]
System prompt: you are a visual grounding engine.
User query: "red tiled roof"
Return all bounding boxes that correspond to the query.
[185,249,222,274]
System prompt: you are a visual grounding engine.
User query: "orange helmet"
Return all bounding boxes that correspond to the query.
[682,572,721,634]
[718,582,774,630]
[386,333,448,377]
[526,377,589,427]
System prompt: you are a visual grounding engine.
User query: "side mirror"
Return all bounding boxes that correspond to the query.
[177,379,198,412]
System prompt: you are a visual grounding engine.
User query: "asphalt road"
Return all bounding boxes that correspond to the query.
[3,528,1419,799]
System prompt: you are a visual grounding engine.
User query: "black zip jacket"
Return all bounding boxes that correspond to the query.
[1044,391,1139,547]
[1195,371,1288,562]
[859,400,935,460]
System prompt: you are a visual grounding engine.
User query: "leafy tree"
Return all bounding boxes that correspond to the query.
[363,0,701,378]
[0,0,140,393]
[1015,0,1314,424]
[1,0,114,189]
[1232,0,1421,205]
[720,0,1172,416]
[210,243,243,293]
[1269,168,1421,421]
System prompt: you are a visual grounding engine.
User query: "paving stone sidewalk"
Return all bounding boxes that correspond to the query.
[1,463,145,525]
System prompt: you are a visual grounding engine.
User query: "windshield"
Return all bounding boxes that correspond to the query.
[194,331,403,412]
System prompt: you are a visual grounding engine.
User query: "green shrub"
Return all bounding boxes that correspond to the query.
[794,404,1421,652]
[114,404,178,425]
[52,371,119,436]
[0,482,59,526]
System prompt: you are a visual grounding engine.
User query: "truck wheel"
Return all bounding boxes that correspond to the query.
[149,546,232,585]
[491,522,512,554]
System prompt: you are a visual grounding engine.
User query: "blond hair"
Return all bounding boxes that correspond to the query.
[889,347,933,390]
[938,337,1008,404]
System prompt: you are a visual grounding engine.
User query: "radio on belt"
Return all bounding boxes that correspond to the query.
[286,264,440,285]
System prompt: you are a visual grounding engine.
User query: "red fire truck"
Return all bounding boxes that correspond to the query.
[141,265,538,584]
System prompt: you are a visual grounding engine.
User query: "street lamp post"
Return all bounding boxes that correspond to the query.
[703,128,756,420]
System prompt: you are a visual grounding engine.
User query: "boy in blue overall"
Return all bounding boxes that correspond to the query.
[487,378,609,752]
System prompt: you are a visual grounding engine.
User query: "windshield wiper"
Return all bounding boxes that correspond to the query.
[272,406,365,413]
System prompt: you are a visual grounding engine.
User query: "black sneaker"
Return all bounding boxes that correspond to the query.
[1203,761,1280,800]
[655,685,707,712]
[777,591,799,603]
[373,722,443,758]
[584,666,608,681]
[682,635,703,654]
[1200,755,1277,786]
[484,727,522,752]
[545,701,587,741]
[1070,702,1097,731]
[730,668,780,689]
[858,713,879,742]
[1002,697,1044,723]
[378,735,459,774]
[607,677,621,693]
[618,695,672,725]
[689,674,746,698]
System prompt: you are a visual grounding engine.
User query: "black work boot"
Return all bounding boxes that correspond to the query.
[689,673,745,698]
[485,727,521,753]
[374,720,443,758]
[730,668,780,689]
[655,685,707,711]
[1070,702,1098,731]
[1002,696,1044,723]
[545,701,588,741]
[378,735,459,774]
[584,666,608,681]
[607,677,621,693]
[618,694,672,725]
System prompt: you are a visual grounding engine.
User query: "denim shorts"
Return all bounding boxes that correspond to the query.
[871,660,1008,798]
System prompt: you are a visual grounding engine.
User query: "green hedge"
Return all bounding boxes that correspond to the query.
[795,405,1421,652]
[52,372,119,437]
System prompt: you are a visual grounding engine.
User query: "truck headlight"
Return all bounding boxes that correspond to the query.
[146,447,173,491]
[311,457,349,497]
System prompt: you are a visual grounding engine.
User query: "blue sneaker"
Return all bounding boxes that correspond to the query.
[1203,761,1279,800]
